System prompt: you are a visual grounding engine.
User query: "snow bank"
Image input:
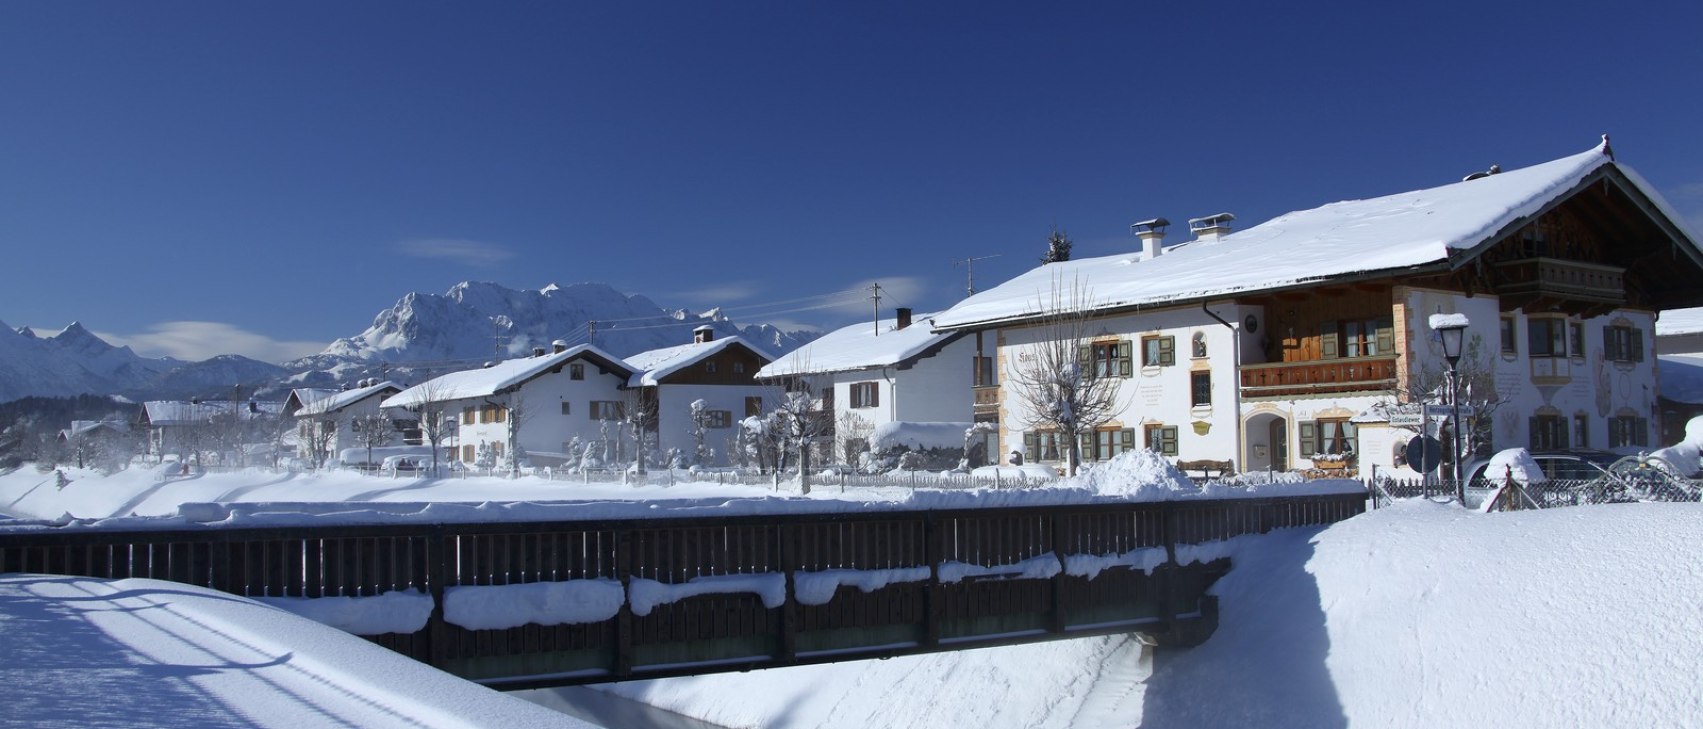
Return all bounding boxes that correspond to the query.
[1427,312,1470,330]
[1060,449,1198,498]
[258,589,434,635]
[869,422,974,452]
[443,579,625,630]
[1646,414,1703,477]
[794,567,931,605]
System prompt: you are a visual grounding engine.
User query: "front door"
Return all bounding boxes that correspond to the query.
[1269,418,1289,471]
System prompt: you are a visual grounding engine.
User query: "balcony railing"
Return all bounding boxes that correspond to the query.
[1492,257,1625,306]
[973,386,1000,409]
[1239,355,1398,398]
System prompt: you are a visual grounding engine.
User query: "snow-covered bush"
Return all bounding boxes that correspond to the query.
[868,422,973,472]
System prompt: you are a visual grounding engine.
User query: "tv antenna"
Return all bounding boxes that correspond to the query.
[954,254,1002,296]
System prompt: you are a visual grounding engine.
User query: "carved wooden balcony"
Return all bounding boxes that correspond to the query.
[973,386,1001,411]
[1491,257,1625,312]
[1239,355,1398,398]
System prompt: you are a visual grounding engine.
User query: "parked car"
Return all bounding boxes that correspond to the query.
[1460,450,1621,487]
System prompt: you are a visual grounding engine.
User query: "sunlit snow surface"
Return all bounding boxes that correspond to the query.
[4,465,1699,728]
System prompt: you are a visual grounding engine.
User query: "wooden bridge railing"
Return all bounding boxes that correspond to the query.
[0,491,1366,689]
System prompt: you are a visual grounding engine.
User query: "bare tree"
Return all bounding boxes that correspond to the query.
[301,418,335,470]
[1006,277,1125,476]
[401,378,453,477]
[353,411,394,476]
[688,398,716,467]
[499,392,535,478]
[836,411,873,469]
[623,391,658,475]
[766,390,832,494]
[1397,330,1506,478]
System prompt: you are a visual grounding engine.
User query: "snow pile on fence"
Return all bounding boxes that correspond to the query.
[258,589,434,635]
[443,579,625,630]
[1483,447,1546,484]
[1062,449,1199,498]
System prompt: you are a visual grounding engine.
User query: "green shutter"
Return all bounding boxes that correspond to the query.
[1080,432,1095,462]
[1024,432,1039,462]
[1602,325,1613,360]
[1375,318,1394,356]
[1161,426,1178,456]
[1159,337,1175,366]
[1321,321,1339,359]
[1117,341,1133,377]
[1299,422,1317,456]
[1121,428,1136,452]
[1079,344,1093,375]
[1632,328,1645,362]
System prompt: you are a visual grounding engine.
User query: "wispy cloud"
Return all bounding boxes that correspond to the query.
[395,238,515,267]
[95,322,327,364]
[832,276,931,317]
[675,281,761,307]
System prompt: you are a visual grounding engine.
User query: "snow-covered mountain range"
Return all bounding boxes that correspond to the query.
[0,321,287,403]
[1,282,818,403]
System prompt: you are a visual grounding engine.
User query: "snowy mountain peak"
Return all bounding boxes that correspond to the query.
[540,283,560,295]
[15,325,36,339]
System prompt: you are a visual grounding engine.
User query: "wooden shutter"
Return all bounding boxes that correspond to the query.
[1080,432,1095,462]
[1120,429,1136,452]
[1079,344,1093,375]
[1632,328,1645,362]
[1602,325,1614,360]
[1117,341,1133,377]
[1299,421,1317,456]
[1529,417,1540,449]
[1320,320,1339,359]
[1161,426,1178,456]
[1159,337,1175,366]
[1375,318,1394,355]
[1024,432,1039,462]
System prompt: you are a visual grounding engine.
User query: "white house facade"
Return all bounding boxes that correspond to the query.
[935,139,1702,478]
[626,327,775,466]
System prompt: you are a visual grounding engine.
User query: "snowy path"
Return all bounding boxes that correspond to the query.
[0,574,587,729]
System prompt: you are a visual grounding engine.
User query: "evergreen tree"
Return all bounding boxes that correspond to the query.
[1041,229,1073,264]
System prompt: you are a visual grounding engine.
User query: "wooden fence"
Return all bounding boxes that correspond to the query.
[0,491,1366,689]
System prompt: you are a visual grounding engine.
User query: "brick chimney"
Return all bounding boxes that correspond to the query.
[693,325,715,344]
[552,339,568,354]
[896,307,913,330]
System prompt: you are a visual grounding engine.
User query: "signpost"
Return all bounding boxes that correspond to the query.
[1405,435,1444,475]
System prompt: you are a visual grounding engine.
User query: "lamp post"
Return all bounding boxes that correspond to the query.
[1429,314,1470,505]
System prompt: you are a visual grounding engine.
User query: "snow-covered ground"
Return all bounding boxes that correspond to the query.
[3,462,1699,727]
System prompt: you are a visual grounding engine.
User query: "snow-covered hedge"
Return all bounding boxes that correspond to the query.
[867,422,976,472]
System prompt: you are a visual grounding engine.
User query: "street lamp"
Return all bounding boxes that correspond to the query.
[1429,313,1470,505]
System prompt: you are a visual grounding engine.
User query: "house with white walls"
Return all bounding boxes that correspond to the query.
[290,380,405,458]
[382,341,635,470]
[625,326,775,466]
[757,308,978,466]
[933,138,1703,477]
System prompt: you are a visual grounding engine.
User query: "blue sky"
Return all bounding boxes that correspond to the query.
[4,2,1701,363]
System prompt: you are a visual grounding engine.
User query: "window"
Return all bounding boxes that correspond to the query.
[590,401,625,421]
[1530,414,1568,450]
[478,404,507,423]
[1141,335,1175,367]
[1574,414,1589,449]
[1321,318,1393,359]
[1144,425,1178,456]
[973,355,998,387]
[745,396,763,418]
[1191,332,1208,359]
[1604,324,1644,363]
[734,362,745,374]
[463,407,476,425]
[570,363,585,380]
[1528,318,1567,358]
[1022,431,1069,462]
[1500,316,1518,355]
[462,445,474,462]
[1082,428,1137,462]
[1190,371,1212,406]
[705,410,732,428]
[1569,323,1584,358]
[1299,419,1358,457]
[560,402,571,415]
[820,388,834,411]
[851,382,880,409]
[1082,340,1133,378]
[1608,416,1649,448]
[705,361,718,373]
[492,442,504,458]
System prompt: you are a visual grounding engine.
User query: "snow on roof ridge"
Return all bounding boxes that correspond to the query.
[384,344,632,408]
[757,312,956,377]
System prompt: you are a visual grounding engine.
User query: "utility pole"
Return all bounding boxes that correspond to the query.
[869,283,882,336]
[954,254,1003,296]
[587,320,597,348]
[492,319,508,360]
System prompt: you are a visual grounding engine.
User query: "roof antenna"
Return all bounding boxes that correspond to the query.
[954,254,1002,296]
[1601,133,1614,160]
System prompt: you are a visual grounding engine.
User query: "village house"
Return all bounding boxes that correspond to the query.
[757,308,977,467]
[624,326,775,467]
[932,138,1703,477]
[289,380,406,462]
[381,341,635,470]
[135,399,286,465]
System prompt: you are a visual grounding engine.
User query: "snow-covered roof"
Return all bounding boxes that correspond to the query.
[383,345,631,408]
[757,313,963,378]
[58,420,130,440]
[141,400,284,425]
[1657,308,1703,337]
[294,381,402,417]
[1659,355,1703,405]
[624,336,775,387]
[935,140,1696,330]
